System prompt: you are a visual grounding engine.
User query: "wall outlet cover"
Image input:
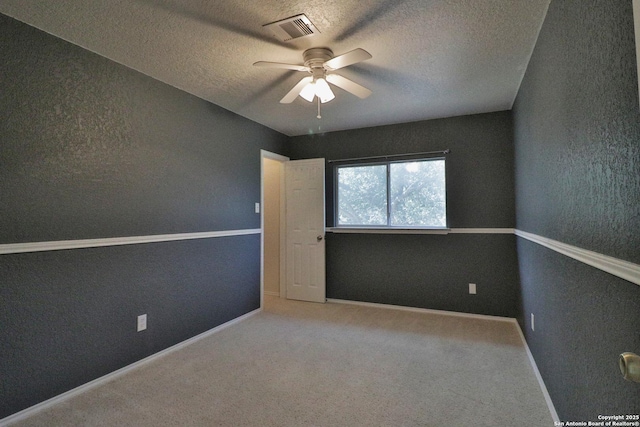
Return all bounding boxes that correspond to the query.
[469,283,477,294]
[137,314,147,332]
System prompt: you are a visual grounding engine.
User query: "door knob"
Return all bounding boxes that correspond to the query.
[619,352,640,382]
[317,235,323,241]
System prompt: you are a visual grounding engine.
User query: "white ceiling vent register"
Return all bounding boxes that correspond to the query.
[263,14,320,42]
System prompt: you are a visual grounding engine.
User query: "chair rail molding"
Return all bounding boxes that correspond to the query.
[0,229,261,255]
[515,229,640,287]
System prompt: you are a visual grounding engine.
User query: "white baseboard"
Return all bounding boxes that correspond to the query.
[0,308,261,427]
[514,322,560,423]
[2,298,560,425]
[326,298,515,323]
[328,297,559,422]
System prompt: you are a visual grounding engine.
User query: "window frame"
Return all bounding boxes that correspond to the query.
[333,156,448,230]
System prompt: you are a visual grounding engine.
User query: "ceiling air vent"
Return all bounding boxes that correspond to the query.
[263,14,320,42]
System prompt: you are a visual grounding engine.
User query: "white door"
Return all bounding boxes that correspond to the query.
[285,158,326,303]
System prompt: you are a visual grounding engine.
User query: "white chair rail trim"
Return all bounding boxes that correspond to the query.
[327,226,639,286]
[515,229,640,287]
[0,229,261,255]
[1,227,637,286]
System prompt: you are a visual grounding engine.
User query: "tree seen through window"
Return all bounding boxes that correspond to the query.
[336,159,446,227]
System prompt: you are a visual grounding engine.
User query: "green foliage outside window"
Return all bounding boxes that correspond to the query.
[337,159,446,227]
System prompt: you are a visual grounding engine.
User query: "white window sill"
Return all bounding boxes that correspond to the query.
[326,227,450,235]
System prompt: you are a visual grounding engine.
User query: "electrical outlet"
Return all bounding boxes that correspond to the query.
[137,314,147,332]
[255,202,260,213]
[468,283,476,294]
[531,313,535,331]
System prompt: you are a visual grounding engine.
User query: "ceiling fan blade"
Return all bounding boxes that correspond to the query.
[326,74,372,99]
[324,49,372,71]
[253,61,310,72]
[280,76,314,103]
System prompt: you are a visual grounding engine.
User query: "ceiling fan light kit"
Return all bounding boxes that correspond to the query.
[299,78,334,103]
[254,47,372,119]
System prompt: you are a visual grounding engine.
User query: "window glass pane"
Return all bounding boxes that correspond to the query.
[390,160,446,227]
[337,165,387,226]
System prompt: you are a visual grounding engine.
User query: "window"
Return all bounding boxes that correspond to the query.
[335,158,446,228]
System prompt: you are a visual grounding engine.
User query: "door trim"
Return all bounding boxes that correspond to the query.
[260,150,289,309]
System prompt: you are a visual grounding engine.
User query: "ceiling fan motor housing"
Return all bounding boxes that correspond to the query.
[303,48,334,70]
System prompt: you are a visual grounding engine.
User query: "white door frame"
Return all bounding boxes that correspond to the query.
[260,150,289,309]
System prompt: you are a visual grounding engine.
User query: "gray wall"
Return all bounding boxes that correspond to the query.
[513,0,640,419]
[0,13,287,419]
[289,112,520,317]
[5,0,640,421]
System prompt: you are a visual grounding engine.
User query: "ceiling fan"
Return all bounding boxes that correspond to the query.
[254,48,372,118]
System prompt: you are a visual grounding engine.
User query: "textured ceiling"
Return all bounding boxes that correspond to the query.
[0,0,550,136]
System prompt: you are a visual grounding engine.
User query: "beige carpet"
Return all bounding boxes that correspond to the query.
[11,296,553,426]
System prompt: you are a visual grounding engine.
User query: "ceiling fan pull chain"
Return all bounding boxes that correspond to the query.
[317,97,322,119]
